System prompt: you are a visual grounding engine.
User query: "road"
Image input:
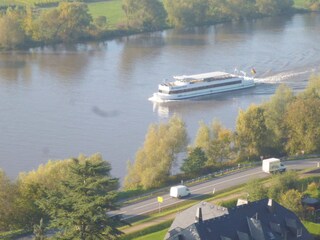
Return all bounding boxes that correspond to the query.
[110,159,320,220]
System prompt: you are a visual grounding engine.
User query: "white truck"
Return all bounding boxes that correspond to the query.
[170,185,191,198]
[262,158,286,173]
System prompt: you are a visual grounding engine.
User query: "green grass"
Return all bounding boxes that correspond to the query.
[133,228,168,240]
[87,0,124,28]
[294,0,306,8]
[303,221,320,236]
[0,0,124,28]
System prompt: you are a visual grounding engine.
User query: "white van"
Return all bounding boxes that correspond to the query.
[170,185,191,198]
[262,158,286,173]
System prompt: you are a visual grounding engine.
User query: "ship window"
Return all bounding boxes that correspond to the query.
[168,80,242,94]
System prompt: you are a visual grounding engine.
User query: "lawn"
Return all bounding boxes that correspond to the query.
[0,0,125,28]
[133,229,168,240]
[294,0,306,8]
[303,221,320,237]
[87,0,124,28]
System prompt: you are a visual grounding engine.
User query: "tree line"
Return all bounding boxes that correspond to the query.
[0,0,301,49]
[124,74,320,190]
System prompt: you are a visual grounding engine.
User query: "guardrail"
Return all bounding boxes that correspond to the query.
[118,155,320,205]
[119,162,261,205]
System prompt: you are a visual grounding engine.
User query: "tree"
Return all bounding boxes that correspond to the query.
[284,97,320,155]
[38,157,121,239]
[193,120,233,166]
[279,189,304,217]
[194,121,211,154]
[304,182,320,199]
[122,0,167,30]
[207,120,233,164]
[245,178,268,201]
[0,8,27,49]
[57,2,92,42]
[268,171,299,201]
[181,147,208,174]
[235,104,272,160]
[263,84,294,154]
[208,0,256,21]
[14,157,78,230]
[302,74,320,99]
[124,115,188,189]
[305,0,320,11]
[0,170,18,231]
[163,0,210,27]
[31,8,61,43]
[255,0,293,15]
[32,2,92,43]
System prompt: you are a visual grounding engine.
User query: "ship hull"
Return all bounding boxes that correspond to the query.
[150,80,255,102]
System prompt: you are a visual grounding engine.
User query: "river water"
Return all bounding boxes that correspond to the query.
[1,13,320,181]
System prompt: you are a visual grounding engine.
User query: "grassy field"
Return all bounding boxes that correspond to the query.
[294,0,306,8]
[0,0,124,28]
[87,0,124,28]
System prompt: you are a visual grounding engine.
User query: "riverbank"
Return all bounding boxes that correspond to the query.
[0,0,312,50]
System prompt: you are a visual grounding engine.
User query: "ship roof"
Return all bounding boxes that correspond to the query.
[173,71,232,81]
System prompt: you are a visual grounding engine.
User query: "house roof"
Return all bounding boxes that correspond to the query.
[167,199,314,240]
[165,201,228,239]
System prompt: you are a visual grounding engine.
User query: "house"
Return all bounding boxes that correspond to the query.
[166,198,314,240]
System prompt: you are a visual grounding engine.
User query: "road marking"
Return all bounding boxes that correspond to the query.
[132,171,263,211]
[191,170,264,192]
[133,197,171,210]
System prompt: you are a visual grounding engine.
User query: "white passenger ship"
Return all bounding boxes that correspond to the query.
[149,71,255,102]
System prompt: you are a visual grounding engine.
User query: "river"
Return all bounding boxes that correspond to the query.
[0,13,320,181]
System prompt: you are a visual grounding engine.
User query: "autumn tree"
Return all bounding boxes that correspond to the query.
[122,0,167,30]
[0,8,27,49]
[193,120,233,166]
[279,189,304,218]
[301,74,320,99]
[0,170,18,231]
[163,0,210,27]
[255,0,293,15]
[32,2,92,43]
[263,84,294,155]
[124,115,188,190]
[304,182,320,199]
[284,97,320,155]
[304,0,320,11]
[194,121,211,155]
[235,104,272,160]
[208,120,233,164]
[209,0,256,21]
[38,157,120,239]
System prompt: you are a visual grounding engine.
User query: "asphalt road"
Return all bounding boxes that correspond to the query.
[110,159,320,220]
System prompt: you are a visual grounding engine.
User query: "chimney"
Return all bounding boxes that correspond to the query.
[268,199,275,214]
[195,207,203,223]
